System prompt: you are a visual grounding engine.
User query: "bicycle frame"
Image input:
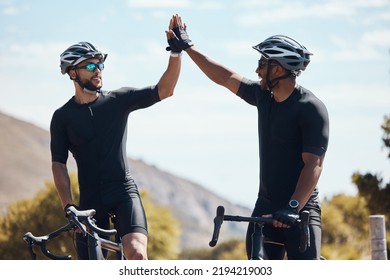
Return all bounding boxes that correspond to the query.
[209,205,310,260]
[86,228,124,260]
[23,207,124,260]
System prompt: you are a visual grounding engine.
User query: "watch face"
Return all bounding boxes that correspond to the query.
[289,200,299,208]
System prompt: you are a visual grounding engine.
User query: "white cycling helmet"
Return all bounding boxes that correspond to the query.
[253,35,312,74]
[60,42,107,74]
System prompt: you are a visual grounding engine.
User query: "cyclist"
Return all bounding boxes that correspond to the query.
[50,20,181,260]
[168,15,329,259]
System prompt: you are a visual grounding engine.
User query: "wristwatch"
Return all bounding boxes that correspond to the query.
[288,199,300,210]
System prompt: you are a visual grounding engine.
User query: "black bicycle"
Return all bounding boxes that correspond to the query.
[209,205,310,260]
[23,206,124,260]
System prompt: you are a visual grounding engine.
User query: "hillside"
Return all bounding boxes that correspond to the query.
[0,112,250,250]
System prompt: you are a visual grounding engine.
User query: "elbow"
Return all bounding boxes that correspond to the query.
[166,88,174,98]
[158,86,175,100]
[52,161,68,174]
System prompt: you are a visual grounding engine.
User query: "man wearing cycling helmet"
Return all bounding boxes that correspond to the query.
[168,15,329,260]
[50,19,182,260]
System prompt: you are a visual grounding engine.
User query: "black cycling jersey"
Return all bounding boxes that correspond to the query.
[237,78,329,212]
[237,78,329,260]
[50,86,160,205]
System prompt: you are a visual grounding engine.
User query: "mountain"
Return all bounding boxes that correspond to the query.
[0,112,250,250]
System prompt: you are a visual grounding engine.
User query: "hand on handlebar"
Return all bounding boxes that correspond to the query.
[64,204,87,235]
[64,203,77,217]
[272,205,299,227]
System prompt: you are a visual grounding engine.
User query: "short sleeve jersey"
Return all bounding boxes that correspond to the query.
[237,78,329,209]
[50,86,160,203]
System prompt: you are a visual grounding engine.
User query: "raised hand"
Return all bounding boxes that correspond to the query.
[166,14,193,52]
[166,15,182,53]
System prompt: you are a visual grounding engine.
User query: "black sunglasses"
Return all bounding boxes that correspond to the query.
[76,63,104,72]
[258,59,279,69]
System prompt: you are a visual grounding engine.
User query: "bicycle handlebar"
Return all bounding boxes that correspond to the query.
[209,205,310,253]
[209,205,225,247]
[66,206,117,237]
[23,223,74,260]
[298,210,310,252]
[23,207,118,260]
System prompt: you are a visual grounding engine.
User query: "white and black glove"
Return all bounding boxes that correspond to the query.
[166,25,194,52]
[273,205,299,226]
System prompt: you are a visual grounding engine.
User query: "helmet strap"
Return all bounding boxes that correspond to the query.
[265,62,295,91]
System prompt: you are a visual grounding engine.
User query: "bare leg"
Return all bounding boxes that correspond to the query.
[121,232,148,260]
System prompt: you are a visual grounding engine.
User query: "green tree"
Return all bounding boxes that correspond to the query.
[0,174,180,260]
[381,115,390,158]
[351,115,390,259]
[321,194,371,259]
[352,173,390,216]
[142,191,181,260]
[0,175,78,260]
[353,115,390,216]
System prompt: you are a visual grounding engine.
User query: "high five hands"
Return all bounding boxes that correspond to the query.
[166,14,194,53]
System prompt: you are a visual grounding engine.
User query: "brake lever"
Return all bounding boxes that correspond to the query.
[66,206,88,237]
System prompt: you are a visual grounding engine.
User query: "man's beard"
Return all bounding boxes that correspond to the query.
[82,78,102,93]
[260,78,268,91]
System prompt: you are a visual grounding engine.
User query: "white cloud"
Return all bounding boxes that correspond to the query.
[127,0,191,8]
[317,83,390,115]
[1,1,30,16]
[236,0,390,26]
[328,29,390,62]
[3,6,18,15]
[194,1,224,10]
[224,40,255,57]
[375,10,390,21]
[127,0,223,10]
[236,1,352,26]
[2,42,64,68]
[0,42,72,125]
[3,24,19,34]
[150,10,170,20]
[352,0,390,8]
[239,0,389,10]
[361,29,390,47]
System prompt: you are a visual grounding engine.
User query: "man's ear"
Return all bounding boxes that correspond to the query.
[68,69,76,80]
[275,65,287,75]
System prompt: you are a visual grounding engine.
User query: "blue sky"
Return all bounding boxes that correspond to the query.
[1,0,390,208]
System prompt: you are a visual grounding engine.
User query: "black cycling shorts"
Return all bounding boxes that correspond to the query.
[75,190,148,260]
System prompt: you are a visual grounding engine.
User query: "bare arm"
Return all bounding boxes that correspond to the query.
[157,54,181,100]
[291,152,325,211]
[52,161,73,209]
[157,19,182,100]
[185,47,243,94]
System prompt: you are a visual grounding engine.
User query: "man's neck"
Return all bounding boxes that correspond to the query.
[74,89,99,104]
[271,79,296,102]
